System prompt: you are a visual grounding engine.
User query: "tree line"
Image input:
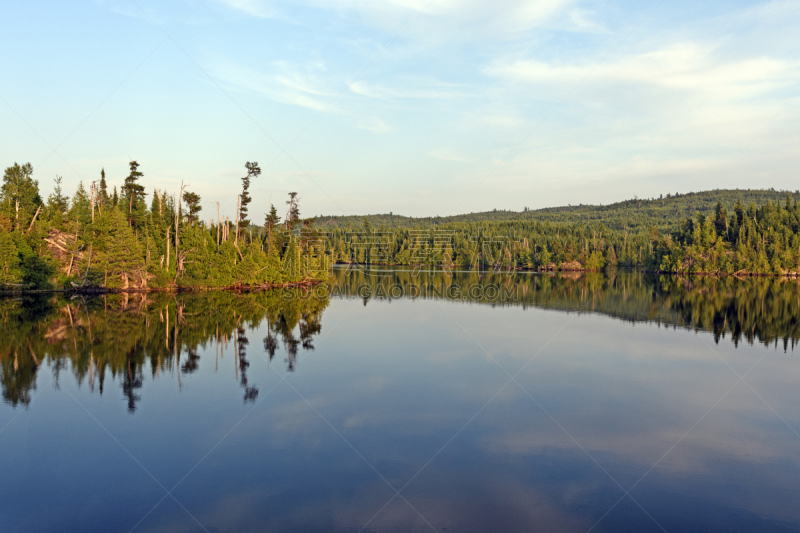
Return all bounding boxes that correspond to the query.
[0,161,329,290]
[321,194,800,276]
[3,159,799,287]
[318,188,794,231]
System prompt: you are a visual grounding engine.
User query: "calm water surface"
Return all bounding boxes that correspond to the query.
[2,269,800,532]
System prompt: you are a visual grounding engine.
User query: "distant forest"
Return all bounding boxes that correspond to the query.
[2,158,800,292]
[319,189,800,276]
[317,189,795,231]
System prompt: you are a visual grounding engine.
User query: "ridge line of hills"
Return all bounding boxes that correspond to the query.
[317,188,798,232]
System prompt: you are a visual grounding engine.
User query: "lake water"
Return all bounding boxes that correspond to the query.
[2,268,800,532]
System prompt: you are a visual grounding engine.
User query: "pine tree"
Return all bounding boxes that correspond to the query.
[182,190,202,225]
[69,181,92,226]
[94,207,145,289]
[281,236,301,281]
[112,186,119,208]
[537,244,552,268]
[286,192,300,229]
[98,168,109,210]
[46,176,70,227]
[150,189,162,224]
[263,204,281,254]
[239,162,261,231]
[122,161,146,227]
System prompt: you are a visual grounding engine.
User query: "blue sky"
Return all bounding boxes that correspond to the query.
[1,0,798,220]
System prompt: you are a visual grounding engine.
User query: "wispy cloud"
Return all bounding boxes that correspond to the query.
[209,59,334,111]
[19,0,800,217]
[216,0,584,36]
[216,0,278,18]
[93,0,154,21]
[349,79,471,100]
[485,43,800,102]
[357,117,393,134]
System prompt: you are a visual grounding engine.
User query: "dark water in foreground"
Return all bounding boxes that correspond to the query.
[2,269,800,532]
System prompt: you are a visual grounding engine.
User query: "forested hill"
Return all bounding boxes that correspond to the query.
[317,189,796,232]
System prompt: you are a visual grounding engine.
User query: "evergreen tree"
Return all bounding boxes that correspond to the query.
[94,207,145,289]
[112,186,119,208]
[150,189,162,225]
[46,176,70,227]
[182,190,202,225]
[264,204,280,230]
[537,244,552,268]
[69,181,92,226]
[286,192,300,229]
[122,161,146,227]
[264,204,281,254]
[98,168,109,210]
[239,162,261,230]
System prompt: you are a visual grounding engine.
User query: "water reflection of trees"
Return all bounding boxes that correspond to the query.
[332,268,800,350]
[4,271,799,409]
[0,289,329,409]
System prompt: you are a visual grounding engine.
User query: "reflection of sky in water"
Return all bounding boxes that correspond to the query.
[2,296,800,532]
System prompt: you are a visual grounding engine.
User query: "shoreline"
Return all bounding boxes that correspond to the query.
[0,278,324,296]
[4,267,800,296]
[331,262,800,278]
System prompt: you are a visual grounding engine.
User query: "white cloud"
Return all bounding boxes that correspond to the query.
[486,43,800,102]
[216,0,278,18]
[209,59,334,112]
[217,0,583,37]
[566,6,608,33]
[349,79,471,100]
[78,0,800,217]
[356,117,393,134]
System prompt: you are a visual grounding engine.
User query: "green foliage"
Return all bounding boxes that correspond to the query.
[240,162,261,228]
[0,157,329,291]
[93,208,146,288]
[264,204,280,230]
[314,190,800,276]
[318,189,794,232]
[0,231,21,285]
[69,181,91,226]
[1,162,41,231]
[182,190,202,225]
[46,176,70,227]
[21,254,55,289]
[7,155,797,289]
[286,192,300,229]
[537,244,551,268]
[654,198,800,275]
[584,250,606,271]
[98,168,109,210]
[122,161,147,228]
